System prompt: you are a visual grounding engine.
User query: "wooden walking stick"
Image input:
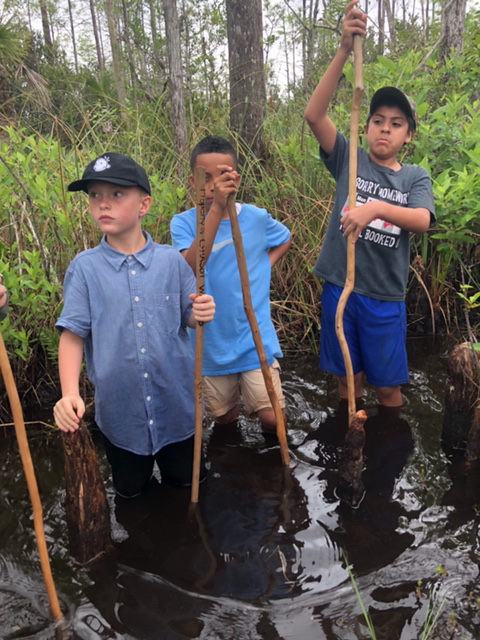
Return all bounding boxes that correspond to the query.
[336,34,368,507]
[0,332,63,624]
[334,34,365,427]
[227,195,290,466]
[191,165,206,503]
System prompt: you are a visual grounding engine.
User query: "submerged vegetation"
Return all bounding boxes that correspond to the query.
[0,8,478,394]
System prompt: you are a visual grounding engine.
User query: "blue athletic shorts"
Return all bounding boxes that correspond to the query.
[319,282,409,387]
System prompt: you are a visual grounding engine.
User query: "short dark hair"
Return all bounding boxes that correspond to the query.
[190,136,238,171]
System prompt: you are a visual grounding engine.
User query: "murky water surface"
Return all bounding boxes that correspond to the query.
[1,338,479,639]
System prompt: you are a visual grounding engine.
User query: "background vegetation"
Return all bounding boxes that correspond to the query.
[0,1,478,398]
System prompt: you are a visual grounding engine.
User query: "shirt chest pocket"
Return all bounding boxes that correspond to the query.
[154,293,181,336]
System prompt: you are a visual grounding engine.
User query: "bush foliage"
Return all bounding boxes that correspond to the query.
[0,12,479,388]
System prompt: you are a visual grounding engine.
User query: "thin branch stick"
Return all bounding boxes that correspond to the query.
[335,35,364,426]
[191,166,206,504]
[0,332,63,623]
[227,195,289,465]
[409,262,436,336]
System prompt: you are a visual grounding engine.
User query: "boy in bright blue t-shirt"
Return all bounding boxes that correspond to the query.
[171,136,291,434]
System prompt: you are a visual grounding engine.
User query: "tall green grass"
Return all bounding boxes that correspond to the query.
[0,18,479,386]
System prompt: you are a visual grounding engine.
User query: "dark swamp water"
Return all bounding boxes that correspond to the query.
[1,338,479,640]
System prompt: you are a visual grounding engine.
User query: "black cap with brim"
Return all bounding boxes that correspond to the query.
[369,86,417,131]
[67,153,151,195]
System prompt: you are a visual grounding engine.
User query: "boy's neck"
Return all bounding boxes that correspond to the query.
[368,151,402,171]
[105,228,147,254]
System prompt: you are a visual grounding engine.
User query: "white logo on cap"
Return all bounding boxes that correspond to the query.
[93,156,111,172]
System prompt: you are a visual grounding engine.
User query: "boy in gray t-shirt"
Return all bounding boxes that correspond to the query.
[304,0,435,408]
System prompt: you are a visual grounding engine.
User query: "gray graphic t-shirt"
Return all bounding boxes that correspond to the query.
[314,133,435,301]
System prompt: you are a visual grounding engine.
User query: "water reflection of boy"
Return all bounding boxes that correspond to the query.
[111,439,309,602]
[299,404,414,570]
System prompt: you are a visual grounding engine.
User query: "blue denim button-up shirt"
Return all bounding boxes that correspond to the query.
[56,232,197,455]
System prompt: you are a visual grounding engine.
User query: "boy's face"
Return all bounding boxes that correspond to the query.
[87,181,152,238]
[190,152,239,212]
[364,105,413,165]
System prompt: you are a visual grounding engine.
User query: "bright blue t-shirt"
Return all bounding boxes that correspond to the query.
[55,232,197,456]
[170,204,291,375]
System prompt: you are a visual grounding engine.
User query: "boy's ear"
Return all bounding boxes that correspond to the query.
[188,174,195,190]
[139,195,152,218]
[363,123,369,135]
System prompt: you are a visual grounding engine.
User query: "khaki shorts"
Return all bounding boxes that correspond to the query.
[203,359,285,418]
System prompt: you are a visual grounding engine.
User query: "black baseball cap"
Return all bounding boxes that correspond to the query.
[68,153,151,195]
[368,87,417,131]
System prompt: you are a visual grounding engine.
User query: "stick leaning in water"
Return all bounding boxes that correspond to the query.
[191,165,206,503]
[0,332,63,623]
[334,34,364,427]
[227,195,289,465]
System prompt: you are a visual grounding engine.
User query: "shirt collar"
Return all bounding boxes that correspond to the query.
[100,232,155,271]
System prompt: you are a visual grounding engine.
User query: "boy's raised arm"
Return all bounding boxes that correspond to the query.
[304,0,366,155]
[54,329,85,432]
[181,166,239,274]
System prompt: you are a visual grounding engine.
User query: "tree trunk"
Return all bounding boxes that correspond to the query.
[439,0,467,63]
[162,0,188,160]
[67,0,79,73]
[384,0,396,52]
[121,0,138,91]
[226,0,266,161]
[105,0,127,106]
[39,0,54,62]
[63,422,113,564]
[442,343,480,460]
[378,0,385,55]
[149,0,164,77]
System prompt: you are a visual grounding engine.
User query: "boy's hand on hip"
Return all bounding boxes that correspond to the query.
[54,395,85,432]
[213,166,240,211]
[341,202,378,243]
[340,1,367,54]
[190,293,216,324]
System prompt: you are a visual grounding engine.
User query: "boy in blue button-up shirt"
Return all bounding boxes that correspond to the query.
[54,153,215,498]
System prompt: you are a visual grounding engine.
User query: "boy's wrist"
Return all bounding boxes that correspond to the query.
[337,44,351,60]
[209,202,225,218]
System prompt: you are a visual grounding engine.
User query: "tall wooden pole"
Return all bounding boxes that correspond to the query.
[191,166,206,503]
[227,196,289,465]
[0,333,63,623]
[334,35,364,427]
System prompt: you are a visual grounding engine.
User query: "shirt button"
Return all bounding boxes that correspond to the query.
[146,396,151,401]
[166,295,169,301]
[131,270,136,276]
[141,348,146,354]
[128,256,133,261]
[137,322,143,328]
[149,420,154,426]
[144,372,149,378]
[134,296,140,302]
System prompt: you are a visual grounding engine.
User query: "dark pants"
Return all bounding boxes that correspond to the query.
[102,434,206,498]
